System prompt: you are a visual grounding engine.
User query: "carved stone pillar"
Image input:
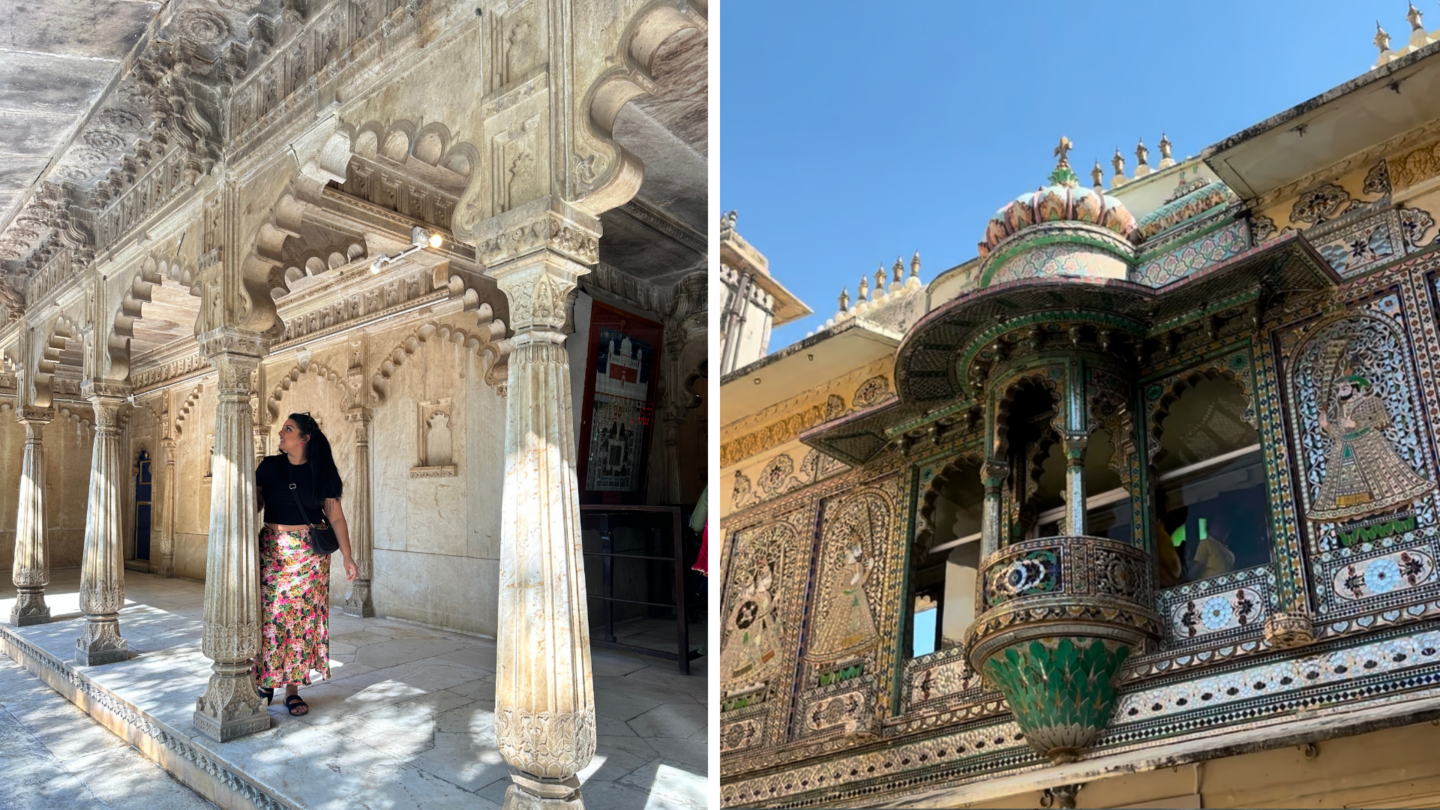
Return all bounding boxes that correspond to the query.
[11,405,54,626]
[193,327,270,742]
[979,459,1009,560]
[1062,432,1088,537]
[153,437,177,578]
[487,249,596,809]
[342,407,374,618]
[76,382,130,666]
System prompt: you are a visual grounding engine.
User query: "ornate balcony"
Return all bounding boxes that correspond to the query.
[964,535,1162,762]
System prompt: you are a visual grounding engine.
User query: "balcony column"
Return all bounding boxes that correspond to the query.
[75,382,131,666]
[192,326,270,742]
[1062,433,1088,537]
[153,436,177,578]
[979,459,1010,560]
[11,405,55,626]
[486,248,596,809]
[342,407,374,618]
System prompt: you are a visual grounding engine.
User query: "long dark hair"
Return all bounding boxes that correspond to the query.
[289,412,343,499]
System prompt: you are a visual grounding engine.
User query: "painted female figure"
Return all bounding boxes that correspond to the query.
[252,413,359,716]
[808,538,878,660]
[1310,373,1433,522]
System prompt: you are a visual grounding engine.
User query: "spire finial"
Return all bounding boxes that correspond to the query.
[875,265,887,293]
[1409,2,1424,31]
[1376,20,1392,53]
[1159,133,1173,160]
[839,287,850,313]
[1091,159,1104,189]
[859,275,869,301]
[1048,136,1080,187]
[1053,136,1073,169]
[893,257,904,284]
[1110,147,1128,188]
[1135,138,1150,167]
[911,251,921,276]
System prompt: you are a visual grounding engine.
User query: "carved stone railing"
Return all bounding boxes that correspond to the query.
[963,536,1161,763]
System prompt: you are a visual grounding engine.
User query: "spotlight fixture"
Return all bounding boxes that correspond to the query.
[369,225,446,274]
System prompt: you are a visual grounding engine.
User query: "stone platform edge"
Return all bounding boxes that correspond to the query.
[0,624,292,810]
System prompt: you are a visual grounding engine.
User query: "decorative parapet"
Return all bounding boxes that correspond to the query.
[964,536,1161,763]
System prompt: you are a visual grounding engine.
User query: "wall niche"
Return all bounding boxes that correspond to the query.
[411,399,457,478]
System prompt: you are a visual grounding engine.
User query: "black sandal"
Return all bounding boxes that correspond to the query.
[284,694,309,716]
[255,686,274,706]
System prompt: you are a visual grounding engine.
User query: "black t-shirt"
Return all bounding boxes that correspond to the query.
[256,455,337,525]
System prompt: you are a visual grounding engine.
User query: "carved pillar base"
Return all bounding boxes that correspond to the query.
[193,658,269,742]
[10,588,50,626]
[503,775,584,810]
[342,579,374,618]
[75,615,128,666]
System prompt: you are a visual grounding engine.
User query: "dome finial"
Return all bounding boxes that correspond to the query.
[1091,159,1104,189]
[859,275,869,301]
[875,265,887,293]
[1134,138,1151,177]
[1376,20,1392,53]
[1409,2,1424,31]
[1110,147,1127,188]
[839,287,850,313]
[1049,136,1079,187]
[892,257,904,284]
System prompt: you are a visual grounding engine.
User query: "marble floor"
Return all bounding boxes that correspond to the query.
[0,651,219,810]
[0,569,710,810]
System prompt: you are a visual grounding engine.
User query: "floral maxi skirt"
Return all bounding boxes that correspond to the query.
[254,526,331,687]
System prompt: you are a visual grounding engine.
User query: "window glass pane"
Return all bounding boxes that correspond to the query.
[1156,378,1257,475]
[1085,429,1122,494]
[912,607,938,657]
[1157,449,1268,585]
[1088,492,1134,543]
[941,543,979,648]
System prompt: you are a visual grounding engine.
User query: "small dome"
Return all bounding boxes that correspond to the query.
[978,142,1136,259]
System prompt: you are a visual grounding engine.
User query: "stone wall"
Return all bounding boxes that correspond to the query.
[0,401,95,573]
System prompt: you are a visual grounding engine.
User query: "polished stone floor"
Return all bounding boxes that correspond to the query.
[0,652,218,810]
[0,569,709,810]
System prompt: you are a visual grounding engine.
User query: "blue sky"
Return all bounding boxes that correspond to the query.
[721,1,1413,350]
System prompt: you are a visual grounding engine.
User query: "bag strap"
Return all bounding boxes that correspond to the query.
[282,460,321,528]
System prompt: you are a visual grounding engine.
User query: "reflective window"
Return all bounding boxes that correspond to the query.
[1153,377,1267,587]
[909,464,983,658]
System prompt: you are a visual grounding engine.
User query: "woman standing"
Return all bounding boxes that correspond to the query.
[253,413,359,716]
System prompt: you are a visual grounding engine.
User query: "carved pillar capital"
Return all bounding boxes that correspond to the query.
[980,459,1010,491]
[1061,432,1088,465]
[472,196,601,270]
[17,405,54,426]
[486,250,591,336]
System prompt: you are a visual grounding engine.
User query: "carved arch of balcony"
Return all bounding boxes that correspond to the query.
[1146,361,1257,467]
[172,383,204,437]
[33,315,85,407]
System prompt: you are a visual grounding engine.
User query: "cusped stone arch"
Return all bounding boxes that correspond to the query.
[987,368,1064,460]
[173,384,204,437]
[914,452,984,557]
[106,252,201,382]
[370,318,510,405]
[266,358,349,422]
[345,118,479,232]
[1146,359,1256,467]
[32,315,84,407]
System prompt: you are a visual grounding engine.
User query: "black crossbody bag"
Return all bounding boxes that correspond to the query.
[283,461,340,556]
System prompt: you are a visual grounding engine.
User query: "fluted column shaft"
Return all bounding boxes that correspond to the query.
[979,460,1010,561]
[488,251,595,809]
[342,407,375,617]
[76,384,129,666]
[193,327,270,742]
[11,406,54,626]
[153,437,177,578]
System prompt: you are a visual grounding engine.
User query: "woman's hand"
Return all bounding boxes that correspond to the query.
[343,555,359,581]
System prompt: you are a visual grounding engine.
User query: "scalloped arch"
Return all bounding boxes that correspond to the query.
[371,318,508,404]
[1147,362,1255,466]
[267,359,349,421]
[173,384,204,437]
[106,252,199,382]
